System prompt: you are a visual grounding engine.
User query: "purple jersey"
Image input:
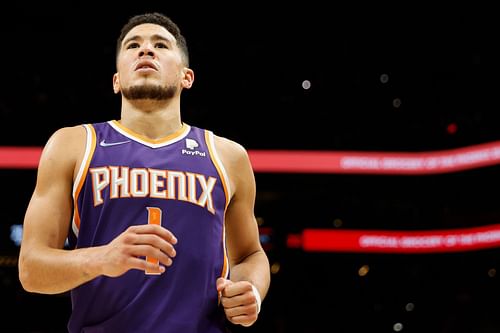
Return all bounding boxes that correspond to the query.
[68,120,231,333]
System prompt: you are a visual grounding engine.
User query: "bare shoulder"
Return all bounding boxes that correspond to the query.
[44,125,86,155]
[212,134,255,197]
[40,125,87,176]
[212,134,250,168]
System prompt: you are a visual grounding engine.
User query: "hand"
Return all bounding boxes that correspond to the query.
[216,277,259,327]
[99,224,177,276]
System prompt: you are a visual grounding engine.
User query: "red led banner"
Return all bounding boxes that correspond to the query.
[2,141,500,173]
[248,141,500,174]
[0,146,42,169]
[287,224,500,253]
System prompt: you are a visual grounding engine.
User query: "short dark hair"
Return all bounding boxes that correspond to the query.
[116,12,189,66]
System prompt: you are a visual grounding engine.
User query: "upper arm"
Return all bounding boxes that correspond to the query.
[20,126,86,253]
[214,136,262,266]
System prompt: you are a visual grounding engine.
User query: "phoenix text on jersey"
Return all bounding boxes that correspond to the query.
[89,166,217,214]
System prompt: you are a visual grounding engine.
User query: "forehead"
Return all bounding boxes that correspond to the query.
[122,23,176,44]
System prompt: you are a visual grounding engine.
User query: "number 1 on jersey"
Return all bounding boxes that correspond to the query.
[146,207,162,275]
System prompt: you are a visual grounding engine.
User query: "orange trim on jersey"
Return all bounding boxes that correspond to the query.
[73,125,97,230]
[204,130,230,292]
[111,120,189,145]
[217,223,229,306]
[205,131,230,209]
[220,223,229,279]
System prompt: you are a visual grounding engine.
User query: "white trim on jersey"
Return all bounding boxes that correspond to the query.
[71,124,95,237]
[206,131,232,199]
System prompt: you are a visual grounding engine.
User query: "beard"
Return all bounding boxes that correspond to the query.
[121,84,177,100]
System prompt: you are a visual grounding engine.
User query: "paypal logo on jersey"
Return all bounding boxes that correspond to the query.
[182,138,206,157]
[185,138,198,149]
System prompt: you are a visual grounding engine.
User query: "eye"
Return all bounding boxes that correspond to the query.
[126,42,140,49]
[155,42,168,49]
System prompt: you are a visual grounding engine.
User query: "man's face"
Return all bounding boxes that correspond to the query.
[113,23,187,100]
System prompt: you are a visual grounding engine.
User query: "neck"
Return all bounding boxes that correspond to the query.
[119,98,183,140]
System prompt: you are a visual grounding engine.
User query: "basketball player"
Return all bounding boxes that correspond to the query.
[18,12,270,332]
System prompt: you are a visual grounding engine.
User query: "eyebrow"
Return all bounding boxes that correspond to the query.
[122,34,174,47]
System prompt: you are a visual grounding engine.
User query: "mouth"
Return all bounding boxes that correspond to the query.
[135,61,158,71]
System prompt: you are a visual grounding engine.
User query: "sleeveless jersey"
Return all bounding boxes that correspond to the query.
[68,120,231,333]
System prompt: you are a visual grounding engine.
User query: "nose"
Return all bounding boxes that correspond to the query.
[138,43,155,58]
[139,49,154,57]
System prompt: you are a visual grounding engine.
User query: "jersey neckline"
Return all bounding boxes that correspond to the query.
[108,120,191,149]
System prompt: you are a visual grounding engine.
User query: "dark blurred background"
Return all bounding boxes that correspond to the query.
[1,2,500,332]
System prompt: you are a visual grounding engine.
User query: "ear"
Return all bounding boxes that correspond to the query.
[181,68,194,89]
[112,73,121,94]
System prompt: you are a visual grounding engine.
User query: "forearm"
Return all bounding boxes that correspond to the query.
[229,249,270,300]
[19,246,102,294]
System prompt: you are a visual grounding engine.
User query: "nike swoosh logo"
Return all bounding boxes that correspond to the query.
[99,139,131,147]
